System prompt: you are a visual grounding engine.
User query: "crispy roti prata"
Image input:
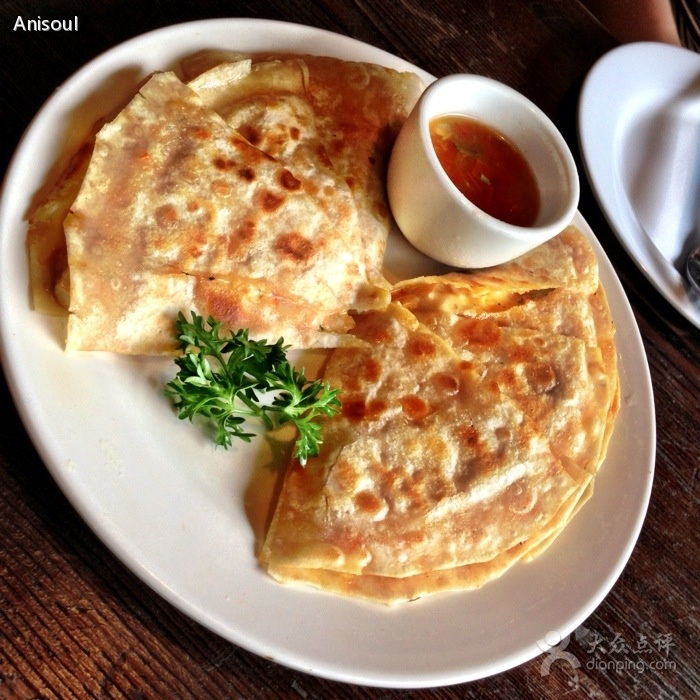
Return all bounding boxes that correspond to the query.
[260,303,582,581]
[186,57,387,293]
[28,54,424,353]
[182,51,426,287]
[260,228,619,604]
[392,226,620,564]
[393,227,618,478]
[63,70,391,352]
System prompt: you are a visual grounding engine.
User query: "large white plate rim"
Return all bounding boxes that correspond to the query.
[578,41,700,328]
[0,19,655,688]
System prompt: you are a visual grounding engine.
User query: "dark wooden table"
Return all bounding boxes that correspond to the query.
[1,1,698,698]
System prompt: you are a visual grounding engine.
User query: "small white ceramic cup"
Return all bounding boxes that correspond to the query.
[387,74,580,268]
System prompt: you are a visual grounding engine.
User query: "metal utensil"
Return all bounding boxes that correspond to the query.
[686,244,700,294]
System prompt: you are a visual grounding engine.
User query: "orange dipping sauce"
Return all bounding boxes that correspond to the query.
[429,114,540,227]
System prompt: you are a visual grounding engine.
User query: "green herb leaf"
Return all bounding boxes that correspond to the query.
[165,311,341,464]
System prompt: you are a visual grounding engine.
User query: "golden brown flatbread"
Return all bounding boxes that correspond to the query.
[300,55,425,280]
[29,54,424,354]
[261,228,619,604]
[390,227,620,562]
[63,70,391,352]
[182,52,426,285]
[261,303,582,579]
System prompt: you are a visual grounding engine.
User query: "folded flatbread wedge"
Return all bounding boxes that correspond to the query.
[64,70,391,353]
[260,302,582,591]
[261,229,619,604]
[182,52,426,286]
[391,227,620,560]
[27,141,94,316]
[392,228,618,480]
[30,53,424,353]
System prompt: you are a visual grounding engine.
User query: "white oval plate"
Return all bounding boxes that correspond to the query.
[0,19,655,688]
[579,41,700,328]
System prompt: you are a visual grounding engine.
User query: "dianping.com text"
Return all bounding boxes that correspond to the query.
[539,626,678,679]
[585,657,677,673]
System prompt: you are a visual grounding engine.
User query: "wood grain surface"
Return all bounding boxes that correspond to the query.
[1,1,698,698]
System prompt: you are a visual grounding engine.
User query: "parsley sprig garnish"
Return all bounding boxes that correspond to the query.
[165,311,341,465]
